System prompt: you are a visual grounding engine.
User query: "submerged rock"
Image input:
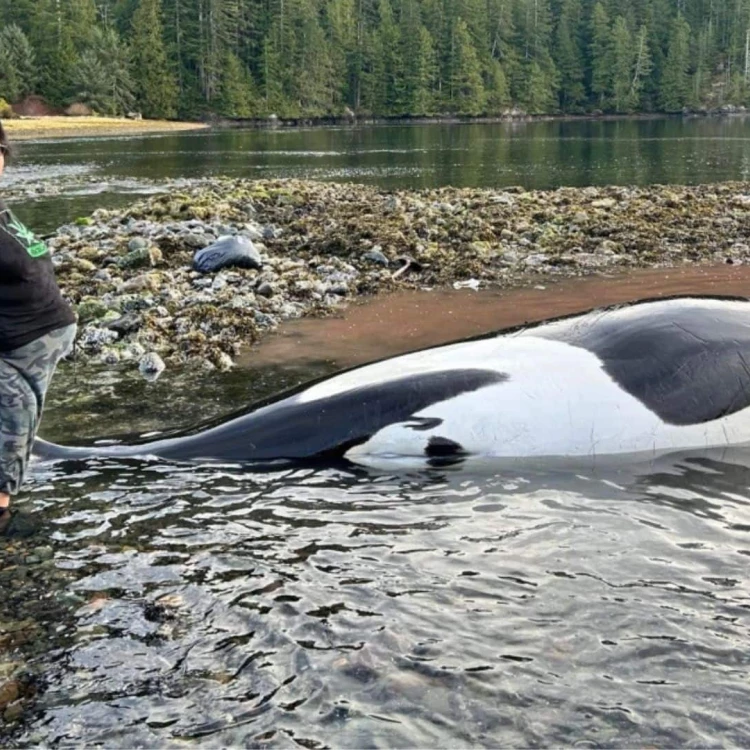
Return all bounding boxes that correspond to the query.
[139,352,166,381]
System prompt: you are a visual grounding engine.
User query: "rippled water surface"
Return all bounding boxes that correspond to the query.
[15,438,750,747]
[8,116,750,232]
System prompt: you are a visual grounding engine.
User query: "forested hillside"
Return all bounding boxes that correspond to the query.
[0,0,749,120]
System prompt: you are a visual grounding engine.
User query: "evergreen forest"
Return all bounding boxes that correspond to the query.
[1,0,750,120]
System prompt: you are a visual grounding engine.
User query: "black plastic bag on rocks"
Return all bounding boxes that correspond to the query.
[193,236,263,274]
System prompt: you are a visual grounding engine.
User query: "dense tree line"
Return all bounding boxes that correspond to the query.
[1,0,750,119]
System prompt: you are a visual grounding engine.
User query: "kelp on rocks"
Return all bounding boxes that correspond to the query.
[50,178,750,373]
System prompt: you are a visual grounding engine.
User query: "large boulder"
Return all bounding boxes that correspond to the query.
[65,102,93,117]
[13,95,57,116]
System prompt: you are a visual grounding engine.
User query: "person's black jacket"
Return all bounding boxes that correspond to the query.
[0,200,75,352]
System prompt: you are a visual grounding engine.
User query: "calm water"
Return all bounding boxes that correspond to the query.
[7,116,750,231]
[6,120,750,746]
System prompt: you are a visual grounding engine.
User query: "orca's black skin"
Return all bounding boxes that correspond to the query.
[528,297,750,425]
[426,436,467,457]
[34,295,750,465]
[35,369,508,463]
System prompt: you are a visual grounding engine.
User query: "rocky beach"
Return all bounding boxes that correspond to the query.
[49,178,750,377]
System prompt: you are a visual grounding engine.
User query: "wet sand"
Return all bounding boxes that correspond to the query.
[248,264,750,367]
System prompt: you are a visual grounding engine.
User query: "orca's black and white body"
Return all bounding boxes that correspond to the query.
[34,296,750,467]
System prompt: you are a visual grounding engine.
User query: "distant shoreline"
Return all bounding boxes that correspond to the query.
[5,108,749,143]
[4,116,209,141]
[211,108,750,130]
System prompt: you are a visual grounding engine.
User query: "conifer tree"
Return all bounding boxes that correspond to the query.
[398,12,437,116]
[131,0,178,117]
[590,2,611,107]
[374,0,401,113]
[219,50,254,116]
[691,23,712,106]
[485,58,510,113]
[646,0,671,98]
[610,16,634,112]
[293,0,334,113]
[67,0,99,48]
[660,12,691,111]
[350,0,381,110]
[28,0,80,104]
[413,25,438,113]
[449,18,485,114]
[555,0,585,109]
[525,58,557,112]
[261,35,285,112]
[0,0,36,28]
[325,0,356,109]
[630,24,652,108]
[197,0,241,105]
[0,24,36,101]
[360,29,386,113]
[71,27,134,114]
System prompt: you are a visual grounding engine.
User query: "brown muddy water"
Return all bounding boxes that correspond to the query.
[6,268,750,747]
[249,264,750,368]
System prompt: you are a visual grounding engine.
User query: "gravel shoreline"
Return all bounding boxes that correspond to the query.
[50,178,750,376]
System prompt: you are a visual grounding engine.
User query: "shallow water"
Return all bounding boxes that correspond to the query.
[8,116,750,232]
[249,264,750,368]
[13,449,750,747]
[6,275,750,746]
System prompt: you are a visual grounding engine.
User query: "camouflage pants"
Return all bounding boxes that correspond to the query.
[0,324,77,496]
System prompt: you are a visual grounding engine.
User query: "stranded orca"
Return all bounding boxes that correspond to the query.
[33,296,750,467]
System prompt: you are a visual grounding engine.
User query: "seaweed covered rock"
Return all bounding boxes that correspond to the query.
[46,177,750,373]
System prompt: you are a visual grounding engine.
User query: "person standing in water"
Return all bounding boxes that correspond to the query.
[0,120,77,535]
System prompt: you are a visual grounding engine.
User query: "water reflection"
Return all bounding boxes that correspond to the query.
[14,444,750,747]
[9,116,750,232]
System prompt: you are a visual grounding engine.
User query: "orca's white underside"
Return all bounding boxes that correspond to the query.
[315,335,748,463]
[35,296,750,467]
[299,297,750,463]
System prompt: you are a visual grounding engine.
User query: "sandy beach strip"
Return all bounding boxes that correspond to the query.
[4,116,209,140]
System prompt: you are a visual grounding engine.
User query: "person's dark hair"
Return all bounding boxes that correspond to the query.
[0,120,10,161]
